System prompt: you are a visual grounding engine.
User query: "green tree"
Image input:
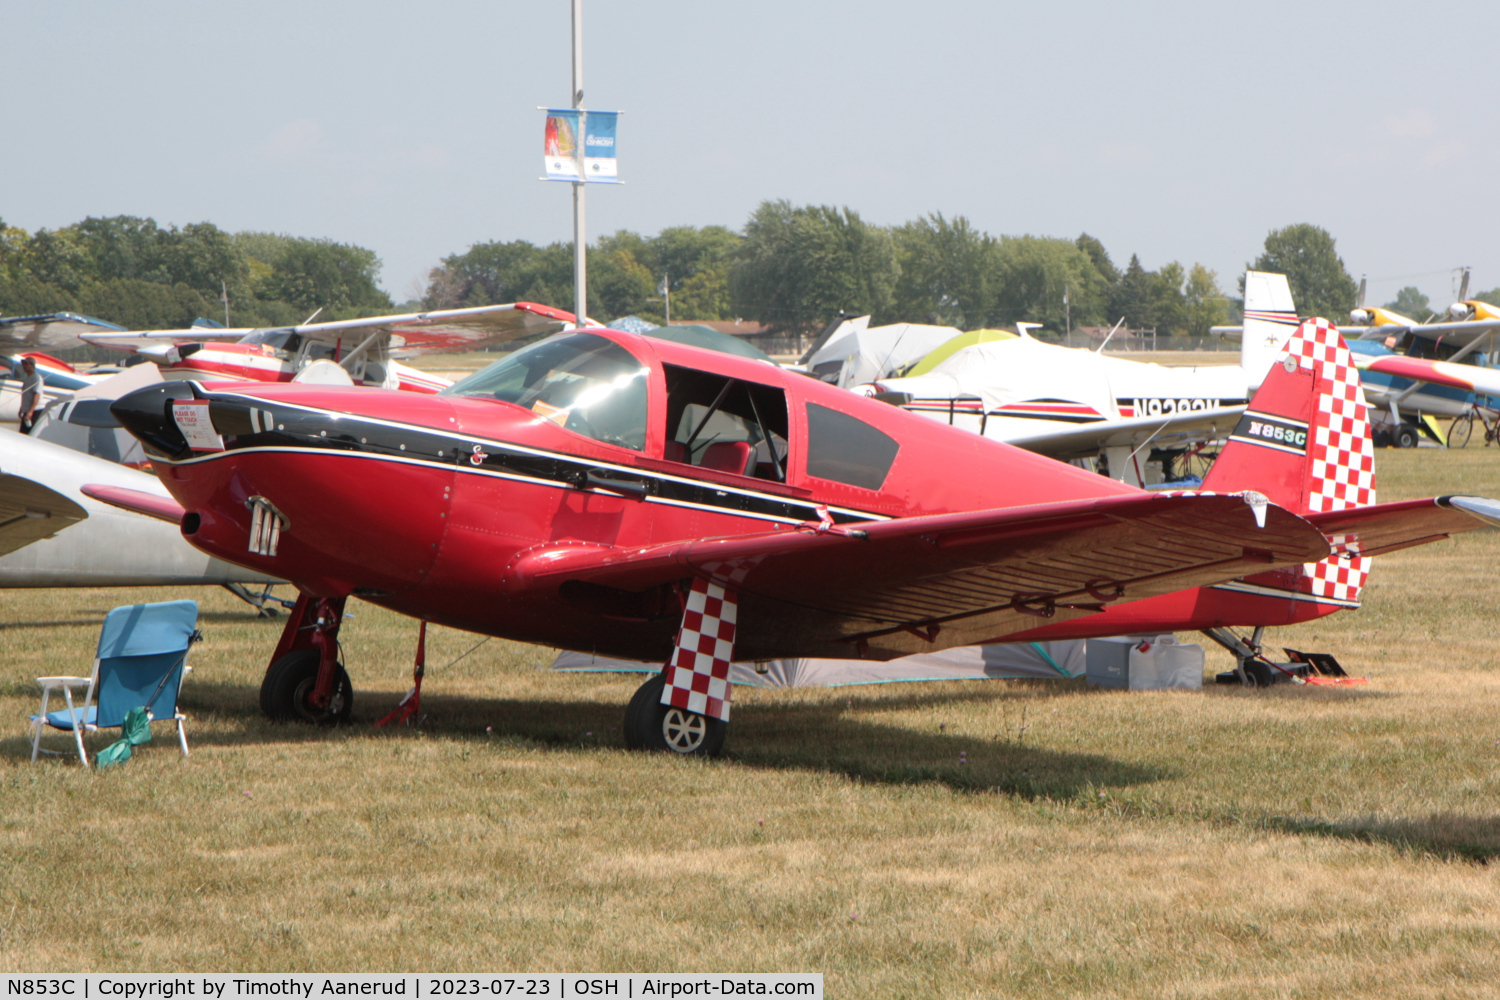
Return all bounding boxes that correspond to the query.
[987,235,1112,332]
[1383,286,1433,321]
[1109,255,1189,334]
[1075,233,1120,286]
[729,201,899,333]
[589,248,656,319]
[651,225,739,288]
[425,239,574,312]
[1250,224,1358,321]
[1182,263,1230,337]
[671,265,731,321]
[890,213,992,327]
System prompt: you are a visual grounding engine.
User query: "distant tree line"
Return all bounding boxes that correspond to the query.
[425,203,1246,339]
[11,208,1477,340]
[0,215,391,330]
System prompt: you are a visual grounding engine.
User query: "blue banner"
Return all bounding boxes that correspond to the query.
[543,109,619,183]
[583,111,619,182]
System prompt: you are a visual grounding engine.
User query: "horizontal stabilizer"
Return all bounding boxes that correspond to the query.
[1008,405,1245,461]
[81,484,185,524]
[1303,495,1500,557]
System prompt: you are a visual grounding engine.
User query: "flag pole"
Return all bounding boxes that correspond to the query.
[571,0,587,327]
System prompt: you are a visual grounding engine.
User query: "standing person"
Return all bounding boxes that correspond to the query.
[17,357,43,433]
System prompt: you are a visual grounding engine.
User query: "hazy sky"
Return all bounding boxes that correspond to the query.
[6,1,1499,312]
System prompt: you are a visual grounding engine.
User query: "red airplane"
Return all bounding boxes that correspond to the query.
[78,302,577,394]
[95,318,1499,755]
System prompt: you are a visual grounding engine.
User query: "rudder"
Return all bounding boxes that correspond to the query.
[1204,317,1376,607]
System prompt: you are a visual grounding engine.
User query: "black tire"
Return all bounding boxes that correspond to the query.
[259,649,353,724]
[1450,414,1474,449]
[1394,424,1420,449]
[623,672,726,757]
[1242,659,1276,687]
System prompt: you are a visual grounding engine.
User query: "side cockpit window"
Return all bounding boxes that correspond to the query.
[805,403,899,491]
[442,332,649,451]
[663,365,788,481]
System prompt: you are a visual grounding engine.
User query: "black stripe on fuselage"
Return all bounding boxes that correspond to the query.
[156,389,887,527]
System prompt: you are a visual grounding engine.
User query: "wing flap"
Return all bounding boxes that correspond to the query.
[509,492,1331,660]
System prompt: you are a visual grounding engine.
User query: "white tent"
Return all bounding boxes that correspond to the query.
[805,318,961,389]
[551,640,1085,687]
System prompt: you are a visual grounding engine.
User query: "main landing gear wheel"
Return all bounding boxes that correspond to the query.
[259,649,353,724]
[1394,424,1420,449]
[623,672,726,757]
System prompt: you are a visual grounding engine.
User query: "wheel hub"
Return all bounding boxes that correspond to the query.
[661,708,707,752]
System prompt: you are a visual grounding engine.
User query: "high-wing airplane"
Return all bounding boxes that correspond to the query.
[845,273,1301,485]
[1339,271,1500,445]
[77,302,579,393]
[97,318,1498,753]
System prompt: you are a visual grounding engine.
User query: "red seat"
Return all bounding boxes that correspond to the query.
[664,441,687,463]
[701,441,753,476]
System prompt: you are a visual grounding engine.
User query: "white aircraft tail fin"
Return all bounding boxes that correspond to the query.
[1241,271,1299,389]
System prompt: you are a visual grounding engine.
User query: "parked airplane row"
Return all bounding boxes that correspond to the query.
[7,275,1500,756]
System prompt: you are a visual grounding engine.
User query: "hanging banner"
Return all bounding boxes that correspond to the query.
[543,109,620,183]
[583,110,619,182]
[543,109,581,180]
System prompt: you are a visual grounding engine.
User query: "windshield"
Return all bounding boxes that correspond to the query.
[441,332,649,451]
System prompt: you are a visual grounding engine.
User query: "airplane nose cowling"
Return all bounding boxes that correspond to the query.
[110,381,460,598]
[111,382,200,460]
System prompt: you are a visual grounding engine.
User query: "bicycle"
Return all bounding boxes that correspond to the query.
[1447,403,1500,448]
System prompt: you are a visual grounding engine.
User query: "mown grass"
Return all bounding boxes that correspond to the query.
[3,449,1500,997]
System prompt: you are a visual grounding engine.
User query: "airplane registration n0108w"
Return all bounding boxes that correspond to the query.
[97,320,1500,755]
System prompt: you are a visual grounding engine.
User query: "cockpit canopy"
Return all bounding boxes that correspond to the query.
[441,332,650,451]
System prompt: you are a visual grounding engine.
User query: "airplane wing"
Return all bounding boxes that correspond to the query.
[80,302,579,356]
[1353,355,1500,398]
[502,491,1330,660]
[1302,496,1500,557]
[0,472,89,558]
[0,312,125,351]
[1358,319,1500,346]
[1003,406,1245,461]
[80,328,254,351]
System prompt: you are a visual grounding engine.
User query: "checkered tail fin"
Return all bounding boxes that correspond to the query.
[1203,317,1377,605]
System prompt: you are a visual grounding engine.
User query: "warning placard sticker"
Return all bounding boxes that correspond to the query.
[172,400,226,451]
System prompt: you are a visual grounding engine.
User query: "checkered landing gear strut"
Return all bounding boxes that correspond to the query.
[623,577,736,756]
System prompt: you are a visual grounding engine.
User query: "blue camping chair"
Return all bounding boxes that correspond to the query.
[29,600,200,765]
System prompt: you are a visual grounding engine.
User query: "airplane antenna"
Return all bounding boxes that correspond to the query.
[1094,317,1126,353]
[221,279,230,327]
[300,307,325,328]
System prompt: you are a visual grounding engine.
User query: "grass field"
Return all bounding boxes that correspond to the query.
[4,449,1500,996]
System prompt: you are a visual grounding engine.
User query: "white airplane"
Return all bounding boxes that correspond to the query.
[800,316,965,388]
[0,428,280,594]
[853,272,1300,485]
